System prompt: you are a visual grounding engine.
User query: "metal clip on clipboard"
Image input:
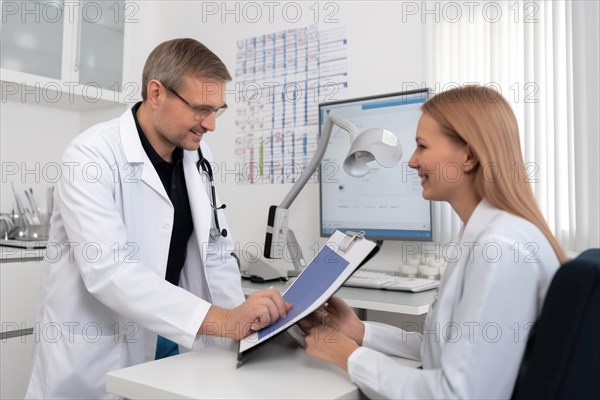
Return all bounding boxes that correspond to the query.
[338,230,366,254]
[339,230,381,270]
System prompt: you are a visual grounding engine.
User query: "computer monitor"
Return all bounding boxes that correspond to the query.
[319,89,433,241]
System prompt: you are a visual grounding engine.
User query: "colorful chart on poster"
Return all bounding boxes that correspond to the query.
[234,25,348,184]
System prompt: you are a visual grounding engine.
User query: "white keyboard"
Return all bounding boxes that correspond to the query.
[343,270,439,293]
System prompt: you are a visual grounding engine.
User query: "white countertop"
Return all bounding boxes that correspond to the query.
[0,246,45,263]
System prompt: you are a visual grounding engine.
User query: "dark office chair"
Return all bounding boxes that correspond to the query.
[512,248,600,399]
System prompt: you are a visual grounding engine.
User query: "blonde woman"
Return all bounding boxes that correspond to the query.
[301,86,566,399]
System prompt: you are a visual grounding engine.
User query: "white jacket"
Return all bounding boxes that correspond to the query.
[26,108,245,399]
[347,200,560,399]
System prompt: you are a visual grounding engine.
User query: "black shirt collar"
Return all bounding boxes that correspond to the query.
[132,102,183,166]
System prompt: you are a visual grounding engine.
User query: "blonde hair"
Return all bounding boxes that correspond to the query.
[141,38,231,100]
[423,85,567,263]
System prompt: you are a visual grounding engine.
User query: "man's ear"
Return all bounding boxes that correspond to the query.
[464,145,479,172]
[146,80,162,108]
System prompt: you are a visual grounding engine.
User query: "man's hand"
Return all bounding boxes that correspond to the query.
[199,288,292,340]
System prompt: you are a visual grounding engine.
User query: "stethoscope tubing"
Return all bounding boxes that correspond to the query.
[196,148,227,239]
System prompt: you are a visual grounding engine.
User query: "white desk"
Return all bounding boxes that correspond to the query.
[107,280,429,399]
[241,279,436,315]
[107,341,362,399]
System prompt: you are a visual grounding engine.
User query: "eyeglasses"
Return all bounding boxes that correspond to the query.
[165,85,228,120]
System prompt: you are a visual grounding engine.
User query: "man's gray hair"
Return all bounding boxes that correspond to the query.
[141,38,231,100]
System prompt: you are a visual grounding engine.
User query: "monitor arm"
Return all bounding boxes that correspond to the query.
[263,114,360,275]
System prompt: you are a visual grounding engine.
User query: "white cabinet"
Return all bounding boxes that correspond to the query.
[78,0,126,91]
[0,0,133,109]
[0,1,65,80]
[1,260,45,330]
[0,258,45,400]
[1,335,38,400]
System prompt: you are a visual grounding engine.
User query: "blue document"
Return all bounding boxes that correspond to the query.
[238,230,378,363]
[258,245,349,339]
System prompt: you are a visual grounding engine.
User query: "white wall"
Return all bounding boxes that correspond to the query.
[124,1,429,272]
[2,1,428,272]
[0,101,80,214]
[0,99,128,216]
[3,1,597,262]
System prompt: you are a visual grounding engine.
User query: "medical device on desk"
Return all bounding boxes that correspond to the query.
[244,89,433,282]
[251,98,405,281]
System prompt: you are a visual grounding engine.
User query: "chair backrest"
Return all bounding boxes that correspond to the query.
[512,248,600,399]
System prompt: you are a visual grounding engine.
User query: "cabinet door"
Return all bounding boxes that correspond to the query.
[0,260,44,399]
[0,1,66,79]
[78,0,125,91]
[0,261,44,331]
[0,335,37,400]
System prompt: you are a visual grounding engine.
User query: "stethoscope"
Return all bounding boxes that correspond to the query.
[196,148,227,240]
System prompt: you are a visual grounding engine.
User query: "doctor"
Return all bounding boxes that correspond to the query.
[26,38,290,399]
[300,85,567,399]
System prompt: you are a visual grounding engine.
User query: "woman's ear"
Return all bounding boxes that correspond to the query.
[463,146,479,172]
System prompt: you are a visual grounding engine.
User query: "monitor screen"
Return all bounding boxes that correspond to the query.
[319,89,432,241]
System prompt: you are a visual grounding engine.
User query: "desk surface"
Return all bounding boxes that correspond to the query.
[107,341,362,399]
[241,279,436,315]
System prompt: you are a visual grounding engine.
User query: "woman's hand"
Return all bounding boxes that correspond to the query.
[298,296,365,345]
[304,324,359,371]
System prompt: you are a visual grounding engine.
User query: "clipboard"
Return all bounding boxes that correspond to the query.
[237,230,380,366]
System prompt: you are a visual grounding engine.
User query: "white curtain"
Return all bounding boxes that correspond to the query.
[423,0,599,253]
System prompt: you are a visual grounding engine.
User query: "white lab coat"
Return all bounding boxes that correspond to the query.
[25,108,245,399]
[347,200,561,399]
